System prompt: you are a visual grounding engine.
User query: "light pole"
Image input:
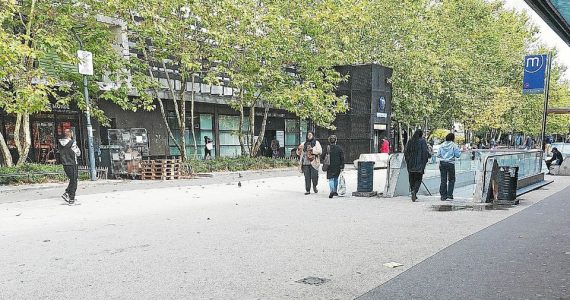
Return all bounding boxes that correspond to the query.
[71,26,97,181]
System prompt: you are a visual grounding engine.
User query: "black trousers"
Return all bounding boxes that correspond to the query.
[408,172,423,195]
[302,165,319,192]
[439,162,456,199]
[63,165,78,200]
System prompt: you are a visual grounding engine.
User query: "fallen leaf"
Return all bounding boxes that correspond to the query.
[383,262,404,268]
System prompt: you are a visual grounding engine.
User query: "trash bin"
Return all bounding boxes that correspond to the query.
[357,161,375,192]
[496,166,518,201]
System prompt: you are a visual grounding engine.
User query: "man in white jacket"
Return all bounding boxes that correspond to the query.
[59,129,81,205]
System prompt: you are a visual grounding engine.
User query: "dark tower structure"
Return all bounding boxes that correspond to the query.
[317,64,393,162]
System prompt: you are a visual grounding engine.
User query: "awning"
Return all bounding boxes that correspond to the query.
[525,0,570,46]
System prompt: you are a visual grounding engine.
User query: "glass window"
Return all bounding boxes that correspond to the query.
[200,114,213,130]
[168,113,215,157]
[217,115,250,157]
[219,146,242,157]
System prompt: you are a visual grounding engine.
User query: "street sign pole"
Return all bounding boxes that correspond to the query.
[540,52,553,151]
[72,27,97,181]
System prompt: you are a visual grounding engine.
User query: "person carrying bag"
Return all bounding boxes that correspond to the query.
[296,131,322,195]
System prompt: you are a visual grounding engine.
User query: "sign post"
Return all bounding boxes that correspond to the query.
[72,28,97,181]
[522,54,552,151]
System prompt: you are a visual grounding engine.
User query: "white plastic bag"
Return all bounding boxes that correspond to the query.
[337,171,347,196]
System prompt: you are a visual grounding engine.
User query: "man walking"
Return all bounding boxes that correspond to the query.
[59,128,81,205]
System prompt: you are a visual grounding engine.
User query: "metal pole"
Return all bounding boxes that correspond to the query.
[540,52,553,152]
[72,27,97,181]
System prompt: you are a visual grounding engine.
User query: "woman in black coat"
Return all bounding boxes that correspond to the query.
[404,129,431,202]
[326,135,345,198]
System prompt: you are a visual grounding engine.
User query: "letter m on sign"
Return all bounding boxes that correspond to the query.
[522,55,547,95]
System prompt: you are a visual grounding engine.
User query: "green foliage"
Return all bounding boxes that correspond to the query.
[0,0,153,166]
[184,157,297,174]
[0,164,88,185]
[430,129,451,141]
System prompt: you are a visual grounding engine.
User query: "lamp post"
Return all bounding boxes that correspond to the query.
[71,27,97,181]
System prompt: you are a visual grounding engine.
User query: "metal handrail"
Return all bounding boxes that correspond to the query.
[481,150,543,191]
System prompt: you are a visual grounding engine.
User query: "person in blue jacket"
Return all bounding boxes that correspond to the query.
[437,133,461,200]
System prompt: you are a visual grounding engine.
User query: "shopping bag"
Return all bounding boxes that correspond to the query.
[337,171,346,196]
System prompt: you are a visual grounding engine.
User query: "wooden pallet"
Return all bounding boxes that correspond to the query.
[141,159,182,180]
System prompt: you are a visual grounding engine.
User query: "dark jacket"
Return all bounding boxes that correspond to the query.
[404,138,430,174]
[547,150,564,165]
[326,144,345,179]
[59,138,80,166]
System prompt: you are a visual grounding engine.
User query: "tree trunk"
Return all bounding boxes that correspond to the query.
[162,61,187,162]
[0,130,13,167]
[248,103,256,156]
[140,49,180,154]
[178,91,187,162]
[252,106,269,157]
[14,113,31,166]
[238,98,247,156]
[190,74,198,159]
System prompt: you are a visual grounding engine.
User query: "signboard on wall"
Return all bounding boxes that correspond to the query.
[374,124,387,130]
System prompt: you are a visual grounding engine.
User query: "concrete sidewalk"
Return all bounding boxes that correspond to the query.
[0,170,567,299]
[0,167,300,204]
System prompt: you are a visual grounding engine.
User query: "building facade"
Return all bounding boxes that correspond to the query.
[0,63,392,168]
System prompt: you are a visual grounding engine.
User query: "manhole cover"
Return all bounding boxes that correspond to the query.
[296,277,330,286]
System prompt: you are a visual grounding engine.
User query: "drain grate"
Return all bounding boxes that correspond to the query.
[296,277,330,286]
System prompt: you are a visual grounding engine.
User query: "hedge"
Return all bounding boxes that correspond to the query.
[0,164,89,185]
[184,157,298,173]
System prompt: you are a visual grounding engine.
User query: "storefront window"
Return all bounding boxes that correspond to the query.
[218,115,249,157]
[285,119,300,158]
[168,113,215,158]
[32,121,56,163]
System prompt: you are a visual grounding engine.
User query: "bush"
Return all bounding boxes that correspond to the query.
[0,164,88,185]
[184,156,298,174]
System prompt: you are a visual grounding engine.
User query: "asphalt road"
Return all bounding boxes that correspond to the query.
[357,186,570,300]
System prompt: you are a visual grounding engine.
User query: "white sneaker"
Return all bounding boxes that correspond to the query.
[62,193,70,203]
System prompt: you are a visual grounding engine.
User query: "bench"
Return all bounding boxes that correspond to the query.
[353,153,390,169]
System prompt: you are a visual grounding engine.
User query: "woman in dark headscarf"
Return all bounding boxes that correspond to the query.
[326,135,344,198]
[296,131,322,195]
[404,129,431,202]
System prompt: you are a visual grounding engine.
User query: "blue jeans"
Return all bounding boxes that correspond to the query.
[328,177,339,193]
[439,162,456,199]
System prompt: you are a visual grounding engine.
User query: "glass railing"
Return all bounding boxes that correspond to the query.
[482,150,544,179]
[386,149,545,199]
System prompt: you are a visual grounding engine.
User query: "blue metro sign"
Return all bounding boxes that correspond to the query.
[522,54,548,94]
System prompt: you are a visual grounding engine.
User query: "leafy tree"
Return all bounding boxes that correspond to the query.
[103,0,216,161]
[207,0,347,157]
[0,0,145,166]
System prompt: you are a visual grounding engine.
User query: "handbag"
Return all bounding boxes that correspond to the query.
[322,145,331,172]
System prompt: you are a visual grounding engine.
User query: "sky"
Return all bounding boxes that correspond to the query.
[503,0,570,80]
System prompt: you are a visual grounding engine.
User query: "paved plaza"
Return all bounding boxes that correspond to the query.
[0,169,569,299]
